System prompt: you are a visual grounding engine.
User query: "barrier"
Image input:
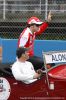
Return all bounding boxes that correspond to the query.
[2,39,18,63]
[34,40,66,58]
[0,38,2,46]
[1,39,66,63]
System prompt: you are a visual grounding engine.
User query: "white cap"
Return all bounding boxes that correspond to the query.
[27,16,43,25]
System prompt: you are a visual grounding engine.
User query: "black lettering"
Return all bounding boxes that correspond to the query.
[58,54,62,61]
[0,79,3,83]
[52,54,59,61]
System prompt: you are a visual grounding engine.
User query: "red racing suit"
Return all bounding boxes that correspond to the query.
[18,22,48,56]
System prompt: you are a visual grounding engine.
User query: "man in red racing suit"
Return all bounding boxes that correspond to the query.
[18,12,52,70]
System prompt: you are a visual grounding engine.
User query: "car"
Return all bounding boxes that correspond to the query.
[0,61,66,99]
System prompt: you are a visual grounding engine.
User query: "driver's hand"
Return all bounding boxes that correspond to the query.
[33,73,41,79]
[37,69,43,74]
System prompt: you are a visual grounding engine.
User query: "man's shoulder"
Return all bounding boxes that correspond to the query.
[26,61,33,65]
[12,61,18,67]
[22,28,29,34]
[21,28,30,37]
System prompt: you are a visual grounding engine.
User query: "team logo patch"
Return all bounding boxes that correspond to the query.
[0,77,11,100]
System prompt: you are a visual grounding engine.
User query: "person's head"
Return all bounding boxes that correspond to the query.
[27,16,43,33]
[16,47,29,61]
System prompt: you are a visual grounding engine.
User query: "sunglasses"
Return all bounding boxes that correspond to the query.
[30,24,41,27]
[35,24,40,27]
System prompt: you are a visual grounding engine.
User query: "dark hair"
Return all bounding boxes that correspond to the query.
[16,47,28,58]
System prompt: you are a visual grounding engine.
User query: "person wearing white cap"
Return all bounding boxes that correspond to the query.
[18,12,52,70]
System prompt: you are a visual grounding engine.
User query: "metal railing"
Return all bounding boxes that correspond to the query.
[0,0,66,21]
[0,0,66,40]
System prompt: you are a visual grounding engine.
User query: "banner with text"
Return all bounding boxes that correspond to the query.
[44,52,66,64]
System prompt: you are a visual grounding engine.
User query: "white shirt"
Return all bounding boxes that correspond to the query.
[11,60,37,84]
[19,28,32,47]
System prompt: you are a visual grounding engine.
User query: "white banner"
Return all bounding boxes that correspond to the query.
[44,52,66,64]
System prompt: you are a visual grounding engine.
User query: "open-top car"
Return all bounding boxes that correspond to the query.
[0,50,66,100]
